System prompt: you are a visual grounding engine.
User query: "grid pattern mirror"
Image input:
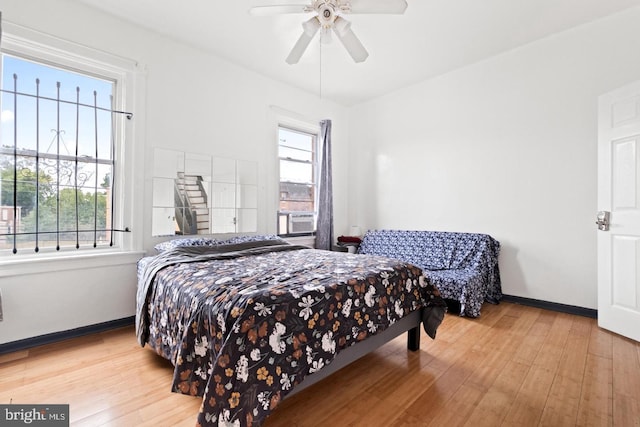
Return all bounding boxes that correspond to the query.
[151,148,257,236]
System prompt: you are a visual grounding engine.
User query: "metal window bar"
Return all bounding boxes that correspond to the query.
[109,95,117,246]
[35,78,40,252]
[11,74,17,253]
[93,90,99,248]
[0,74,133,254]
[74,86,80,249]
[55,81,61,251]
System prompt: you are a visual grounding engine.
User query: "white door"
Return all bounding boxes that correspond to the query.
[597,81,640,342]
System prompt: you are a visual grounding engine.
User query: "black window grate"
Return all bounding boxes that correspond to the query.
[0,73,133,254]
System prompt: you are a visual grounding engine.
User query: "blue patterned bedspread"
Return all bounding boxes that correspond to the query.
[358,230,502,317]
[136,240,446,427]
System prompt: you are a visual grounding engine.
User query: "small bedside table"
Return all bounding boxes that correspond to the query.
[334,242,360,253]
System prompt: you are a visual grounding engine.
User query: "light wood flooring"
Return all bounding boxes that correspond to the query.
[1,302,639,426]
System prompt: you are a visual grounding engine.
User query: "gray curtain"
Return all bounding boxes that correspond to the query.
[315,119,333,250]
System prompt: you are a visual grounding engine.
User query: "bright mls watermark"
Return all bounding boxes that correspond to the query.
[0,405,69,426]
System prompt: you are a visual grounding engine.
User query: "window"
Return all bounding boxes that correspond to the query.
[0,25,133,256]
[277,126,318,236]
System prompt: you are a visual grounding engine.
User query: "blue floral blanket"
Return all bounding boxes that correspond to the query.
[358,230,502,317]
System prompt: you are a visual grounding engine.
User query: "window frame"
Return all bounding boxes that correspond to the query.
[277,123,320,237]
[0,21,140,266]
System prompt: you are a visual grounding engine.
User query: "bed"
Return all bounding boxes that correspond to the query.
[136,237,447,427]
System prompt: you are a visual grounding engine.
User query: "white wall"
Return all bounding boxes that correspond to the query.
[0,0,348,344]
[4,1,637,346]
[348,7,640,309]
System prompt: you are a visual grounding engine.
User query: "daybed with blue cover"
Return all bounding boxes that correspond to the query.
[358,229,502,317]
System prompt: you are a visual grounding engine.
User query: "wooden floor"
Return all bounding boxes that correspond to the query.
[1,302,639,426]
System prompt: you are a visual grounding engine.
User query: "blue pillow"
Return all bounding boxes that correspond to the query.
[219,235,284,245]
[154,237,219,253]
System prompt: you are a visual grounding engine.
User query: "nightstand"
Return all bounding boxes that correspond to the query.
[335,242,359,253]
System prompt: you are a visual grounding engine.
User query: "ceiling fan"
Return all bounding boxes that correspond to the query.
[250,0,408,64]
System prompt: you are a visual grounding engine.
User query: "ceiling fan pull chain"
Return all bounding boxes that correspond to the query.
[319,35,323,99]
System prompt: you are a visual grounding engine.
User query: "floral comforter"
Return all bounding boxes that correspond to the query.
[136,240,446,427]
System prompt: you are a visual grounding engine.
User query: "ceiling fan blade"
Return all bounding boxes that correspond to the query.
[249,4,309,16]
[286,17,321,64]
[286,33,314,64]
[333,19,368,63]
[347,0,408,14]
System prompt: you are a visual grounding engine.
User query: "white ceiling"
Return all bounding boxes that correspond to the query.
[77,0,640,106]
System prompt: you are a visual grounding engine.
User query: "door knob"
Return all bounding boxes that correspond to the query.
[596,211,610,231]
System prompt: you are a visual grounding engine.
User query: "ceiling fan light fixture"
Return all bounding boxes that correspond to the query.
[333,21,368,63]
[302,16,321,35]
[333,15,350,37]
[286,17,321,64]
[253,0,407,64]
[317,3,337,27]
[321,27,332,44]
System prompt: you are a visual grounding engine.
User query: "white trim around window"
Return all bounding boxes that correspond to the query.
[0,21,145,269]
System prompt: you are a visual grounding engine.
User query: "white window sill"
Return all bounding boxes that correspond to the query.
[0,249,145,278]
[283,235,316,248]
